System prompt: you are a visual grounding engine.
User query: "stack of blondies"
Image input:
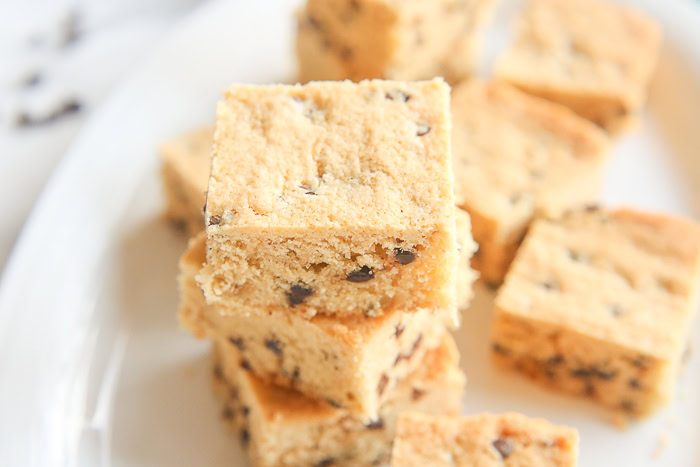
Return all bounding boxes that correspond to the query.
[175,79,478,466]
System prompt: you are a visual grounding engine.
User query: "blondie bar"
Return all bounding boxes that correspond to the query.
[212,334,465,467]
[199,79,460,319]
[181,209,475,418]
[159,126,212,236]
[296,0,496,84]
[492,208,700,418]
[391,412,578,466]
[451,81,608,284]
[495,0,662,133]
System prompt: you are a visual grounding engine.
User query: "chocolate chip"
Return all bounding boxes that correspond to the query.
[240,429,250,446]
[291,366,301,384]
[241,406,250,416]
[492,437,514,459]
[632,357,649,369]
[229,337,245,351]
[222,406,234,420]
[571,368,593,378]
[240,359,251,371]
[209,215,221,225]
[326,399,342,409]
[340,46,353,61]
[385,90,410,102]
[346,266,374,282]
[264,337,283,356]
[288,284,313,306]
[492,343,510,356]
[546,354,564,365]
[307,15,321,30]
[365,418,384,430]
[593,368,618,380]
[316,458,335,467]
[377,374,389,396]
[394,248,416,265]
[628,378,641,389]
[395,323,405,339]
[416,123,431,136]
[411,388,426,401]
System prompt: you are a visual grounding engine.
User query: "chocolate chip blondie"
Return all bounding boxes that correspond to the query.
[451,81,608,285]
[495,0,662,133]
[391,412,578,466]
[180,208,475,418]
[296,0,496,84]
[159,126,212,236]
[492,207,700,419]
[212,334,465,467]
[199,79,461,319]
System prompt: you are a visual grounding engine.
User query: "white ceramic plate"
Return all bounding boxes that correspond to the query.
[1,0,699,465]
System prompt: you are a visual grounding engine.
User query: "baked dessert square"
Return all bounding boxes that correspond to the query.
[391,412,578,466]
[199,79,460,319]
[451,81,608,285]
[491,207,700,418]
[296,0,496,84]
[180,210,475,418]
[495,0,662,133]
[212,334,465,467]
[159,126,212,236]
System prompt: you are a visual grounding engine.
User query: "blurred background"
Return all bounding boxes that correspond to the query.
[0,0,206,270]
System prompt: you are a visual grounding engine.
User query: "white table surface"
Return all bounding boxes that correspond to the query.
[0,0,206,272]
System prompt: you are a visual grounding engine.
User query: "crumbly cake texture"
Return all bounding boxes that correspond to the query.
[391,412,578,467]
[495,0,662,133]
[212,334,465,467]
[159,126,213,236]
[200,79,460,319]
[180,214,474,418]
[492,208,700,418]
[451,81,609,285]
[296,0,496,84]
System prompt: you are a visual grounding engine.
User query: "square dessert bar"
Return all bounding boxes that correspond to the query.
[495,0,662,133]
[181,210,475,418]
[296,0,496,84]
[212,334,464,467]
[492,208,700,418]
[451,81,608,285]
[200,79,460,319]
[159,126,212,236]
[391,412,578,467]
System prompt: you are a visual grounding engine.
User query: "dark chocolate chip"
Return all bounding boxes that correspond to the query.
[264,337,283,356]
[365,418,384,430]
[316,458,335,467]
[377,373,389,396]
[492,437,514,459]
[241,406,250,416]
[326,399,342,409]
[240,429,250,446]
[222,406,234,420]
[628,378,641,389]
[416,123,431,136]
[593,368,618,380]
[209,215,221,225]
[288,284,314,306]
[411,388,426,401]
[492,343,511,356]
[291,366,301,384]
[229,337,245,351]
[571,368,593,378]
[546,354,564,366]
[385,90,410,102]
[240,359,252,371]
[346,266,374,282]
[395,323,405,339]
[340,46,353,61]
[394,248,416,265]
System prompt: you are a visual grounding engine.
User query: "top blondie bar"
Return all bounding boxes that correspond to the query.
[198,79,459,318]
